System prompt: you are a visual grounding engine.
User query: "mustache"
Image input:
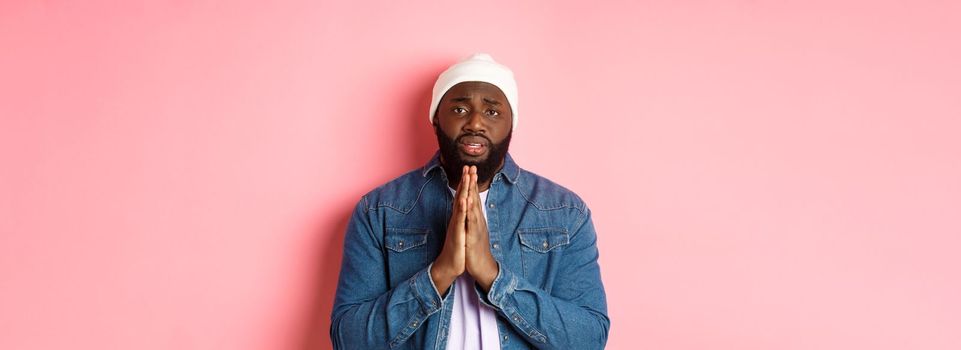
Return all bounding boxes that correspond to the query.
[455,133,492,145]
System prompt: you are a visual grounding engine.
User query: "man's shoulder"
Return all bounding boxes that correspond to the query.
[359,167,434,213]
[515,168,589,214]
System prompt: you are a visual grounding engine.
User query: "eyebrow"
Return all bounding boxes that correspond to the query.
[449,96,502,106]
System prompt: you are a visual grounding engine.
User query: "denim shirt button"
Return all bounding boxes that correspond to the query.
[411,321,417,327]
[492,243,499,249]
[398,241,404,247]
[489,203,495,208]
[542,241,548,249]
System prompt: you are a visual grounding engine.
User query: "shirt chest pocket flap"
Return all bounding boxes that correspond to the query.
[518,227,570,253]
[385,227,429,252]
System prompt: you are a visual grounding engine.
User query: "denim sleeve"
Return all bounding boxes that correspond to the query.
[476,208,610,349]
[330,196,447,349]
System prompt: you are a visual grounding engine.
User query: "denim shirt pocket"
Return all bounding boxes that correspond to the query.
[517,227,570,280]
[385,227,429,252]
[384,227,430,287]
[518,227,570,253]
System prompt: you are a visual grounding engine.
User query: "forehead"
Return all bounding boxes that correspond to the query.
[442,81,507,102]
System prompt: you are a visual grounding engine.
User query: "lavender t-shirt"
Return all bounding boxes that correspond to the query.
[445,188,500,349]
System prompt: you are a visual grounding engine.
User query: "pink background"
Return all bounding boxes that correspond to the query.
[2,1,960,349]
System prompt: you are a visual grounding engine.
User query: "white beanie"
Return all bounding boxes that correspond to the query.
[428,53,518,130]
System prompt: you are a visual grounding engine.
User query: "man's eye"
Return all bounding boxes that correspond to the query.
[486,109,500,117]
[453,107,467,114]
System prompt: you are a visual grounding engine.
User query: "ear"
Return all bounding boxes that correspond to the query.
[432,111,442,129]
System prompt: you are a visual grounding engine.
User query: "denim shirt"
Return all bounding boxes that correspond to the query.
[331,152,610,349]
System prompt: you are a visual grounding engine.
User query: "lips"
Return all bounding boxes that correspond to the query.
[457,135,489,157]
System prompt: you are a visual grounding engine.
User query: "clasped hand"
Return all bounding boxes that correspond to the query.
[430,165,499,296]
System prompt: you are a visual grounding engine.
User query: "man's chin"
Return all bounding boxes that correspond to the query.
[458,156,489,166]
[454,150,491,164]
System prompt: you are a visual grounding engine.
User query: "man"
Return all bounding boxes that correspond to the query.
[331,53,609,349]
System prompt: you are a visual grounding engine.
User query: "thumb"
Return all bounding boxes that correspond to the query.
[455,195,468,229]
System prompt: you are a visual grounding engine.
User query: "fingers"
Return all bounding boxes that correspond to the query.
[465,166,479,228]
[454,166,469,225]
[456,165,466,201]
[470,165,480,203]
[461,166,470,227]
[470,166,481,215]
[461,166,471,215]
[468,166,489,233]
[466,165,473,205]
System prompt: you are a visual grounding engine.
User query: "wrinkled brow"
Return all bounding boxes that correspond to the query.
[449,96,502,106]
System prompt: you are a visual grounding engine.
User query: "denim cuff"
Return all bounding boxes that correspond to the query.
[476,261,513,310]
[412,263,444,315]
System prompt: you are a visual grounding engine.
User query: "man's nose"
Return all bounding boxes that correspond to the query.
[463,109,486,133]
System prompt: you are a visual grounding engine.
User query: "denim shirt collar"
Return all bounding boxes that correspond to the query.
[421,151,520,184]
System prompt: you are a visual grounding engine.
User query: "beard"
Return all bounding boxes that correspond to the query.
[434,124,512,188]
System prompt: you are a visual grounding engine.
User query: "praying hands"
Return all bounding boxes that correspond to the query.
[430,165,500,296]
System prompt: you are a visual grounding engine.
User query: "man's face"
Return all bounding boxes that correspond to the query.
[433,81,513,187]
